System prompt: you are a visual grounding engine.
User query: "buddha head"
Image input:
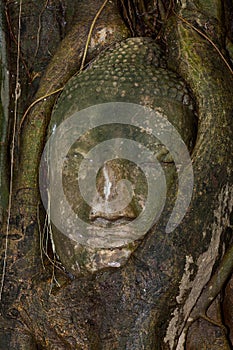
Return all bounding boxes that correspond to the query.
[40,38,196,275]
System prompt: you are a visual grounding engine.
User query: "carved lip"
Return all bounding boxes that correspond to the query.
[89,216,134,228]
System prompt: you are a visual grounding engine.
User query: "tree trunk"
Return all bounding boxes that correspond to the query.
[0,1,233,349]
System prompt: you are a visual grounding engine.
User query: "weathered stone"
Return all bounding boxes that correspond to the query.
[47,37,197,276]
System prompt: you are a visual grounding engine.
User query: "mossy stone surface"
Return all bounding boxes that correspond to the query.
[48,37,197,275]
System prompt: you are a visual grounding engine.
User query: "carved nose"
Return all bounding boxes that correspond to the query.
[89,161,138,223]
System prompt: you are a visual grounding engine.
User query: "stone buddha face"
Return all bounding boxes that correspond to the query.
[41,37,196,276]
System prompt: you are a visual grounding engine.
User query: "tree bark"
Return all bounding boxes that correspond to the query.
[0,1,233,349]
